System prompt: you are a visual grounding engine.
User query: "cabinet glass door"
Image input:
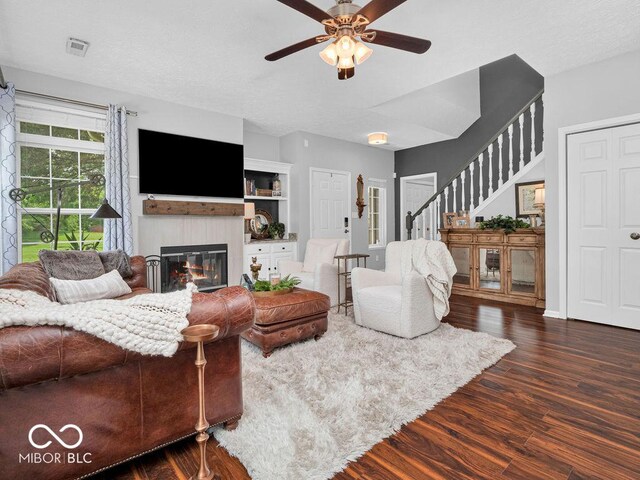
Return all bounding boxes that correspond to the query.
[478,247,503,291]
[450,246,472,287]
[509,248,537,296]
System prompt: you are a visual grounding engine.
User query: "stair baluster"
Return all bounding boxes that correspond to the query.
[461,169,466,213]
[469,161,475,211]
[519,113,525,170]
[452,177,457,213]
[488,143,494,195]
[508,124,514,179]
[444,185,450,214]
[498,133,504,187]
[530,102,536,161]
[478,153,484,204]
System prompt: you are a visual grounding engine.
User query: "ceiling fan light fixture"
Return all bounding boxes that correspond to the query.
[338,55,355,70]
[368,132,388,145]
[337,35,356,58]
[354,41,373,65]
[338,66,355,81]
[319,42,338,66]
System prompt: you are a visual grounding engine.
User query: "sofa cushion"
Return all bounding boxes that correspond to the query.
[98,250,133,278]
[303,241,338,273]
[39,250,106,280]
[50,269,133,304]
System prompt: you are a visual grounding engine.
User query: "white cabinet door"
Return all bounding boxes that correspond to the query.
[568,122,640,329]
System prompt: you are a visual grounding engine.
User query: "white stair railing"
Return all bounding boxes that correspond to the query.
[406,91,543,240]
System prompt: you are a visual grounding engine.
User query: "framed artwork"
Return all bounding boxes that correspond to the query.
[442,212,457,228]
[454,215,470,228]
[515,181,545,217]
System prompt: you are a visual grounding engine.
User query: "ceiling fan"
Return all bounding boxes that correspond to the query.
[265,0,431,80]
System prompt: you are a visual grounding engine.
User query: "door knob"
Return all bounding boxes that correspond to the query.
[631,232,640,240]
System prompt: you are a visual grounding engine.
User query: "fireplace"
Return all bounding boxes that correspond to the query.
[160,244,228,293]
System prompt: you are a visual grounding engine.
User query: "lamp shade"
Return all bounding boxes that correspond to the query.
[91,198,122,219]
[534,187,545,205]
[244,202,255,220]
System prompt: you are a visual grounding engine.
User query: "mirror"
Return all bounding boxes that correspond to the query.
[451,247,471,286]
[510,249,536,294]
[479,248,501,290]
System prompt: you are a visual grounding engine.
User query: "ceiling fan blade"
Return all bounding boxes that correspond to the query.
[356,0,407,24]
[276,0,333,24]
[363,30,431,54]
[265,36,329,61]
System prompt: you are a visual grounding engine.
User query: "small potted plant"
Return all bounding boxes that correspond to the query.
[268,222,285,240]
[253,275,301,297]
[477,215,530,234]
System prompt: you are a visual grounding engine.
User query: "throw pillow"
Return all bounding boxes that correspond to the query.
[99,250,133,278]
[39,250,106,280]
[303,241,338,273]
[49,269,132,304]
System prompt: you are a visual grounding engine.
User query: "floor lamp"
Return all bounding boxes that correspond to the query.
[9,174,121,249]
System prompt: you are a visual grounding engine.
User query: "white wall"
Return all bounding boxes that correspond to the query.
[475,159,545,220]
[280,131,395,270]
[6,67,246,282]
[244,129,280,162]
[543,49,640,315]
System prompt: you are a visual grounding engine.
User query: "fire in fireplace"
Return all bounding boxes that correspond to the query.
[160,244,228,293]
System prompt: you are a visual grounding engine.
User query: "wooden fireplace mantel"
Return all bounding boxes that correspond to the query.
[142,199,244,217]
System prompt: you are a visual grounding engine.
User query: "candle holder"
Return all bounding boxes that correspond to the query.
[181,324,221,480]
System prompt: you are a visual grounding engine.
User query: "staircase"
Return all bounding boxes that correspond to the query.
[406,90,544,240]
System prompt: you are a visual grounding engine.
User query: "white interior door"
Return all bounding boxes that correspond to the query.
[401,175,436,240]
[568,122,640,329]
[310,168,351,241]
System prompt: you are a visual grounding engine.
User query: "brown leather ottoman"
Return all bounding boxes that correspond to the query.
[242,288,330,357]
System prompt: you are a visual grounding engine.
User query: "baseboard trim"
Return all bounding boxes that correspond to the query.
[543,310,563,319]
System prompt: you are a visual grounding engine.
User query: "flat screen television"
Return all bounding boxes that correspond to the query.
[138,129,244,198]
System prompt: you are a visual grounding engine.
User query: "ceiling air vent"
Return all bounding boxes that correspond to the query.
[66,38,90,57]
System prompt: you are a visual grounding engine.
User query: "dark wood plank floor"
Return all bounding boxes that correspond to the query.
[98,295,640,480]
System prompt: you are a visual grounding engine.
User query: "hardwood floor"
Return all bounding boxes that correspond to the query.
[98,295,640,480]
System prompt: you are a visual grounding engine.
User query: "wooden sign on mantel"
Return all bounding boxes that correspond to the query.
[143,199,244,217]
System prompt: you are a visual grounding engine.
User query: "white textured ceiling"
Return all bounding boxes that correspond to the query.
[0,0,638,150]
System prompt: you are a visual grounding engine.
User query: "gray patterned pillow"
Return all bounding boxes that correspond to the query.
[98,250,133,278]
[39,250,106,280]
[50,269,132,304]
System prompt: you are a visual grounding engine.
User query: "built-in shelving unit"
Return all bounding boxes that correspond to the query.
[243,158,296,278]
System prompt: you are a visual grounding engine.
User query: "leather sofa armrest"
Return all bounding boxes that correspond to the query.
[180,286,255,349]
[125,256,148,290]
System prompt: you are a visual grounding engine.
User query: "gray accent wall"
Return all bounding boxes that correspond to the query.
[393,54,544,239]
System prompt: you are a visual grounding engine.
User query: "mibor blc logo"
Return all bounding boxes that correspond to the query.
[19,424,92,465]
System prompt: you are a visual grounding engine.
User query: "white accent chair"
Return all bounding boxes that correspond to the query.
[279,238,349,306]
[351,241,439,338]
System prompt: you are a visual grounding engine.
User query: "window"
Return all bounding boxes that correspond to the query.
[16,102,106,262]
[367,180,387,248]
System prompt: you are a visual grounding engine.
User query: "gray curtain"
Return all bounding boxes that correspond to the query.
[0,83,17,274]
[104,105,133,254]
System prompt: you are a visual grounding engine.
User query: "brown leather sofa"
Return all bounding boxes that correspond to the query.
[0,256,255,480]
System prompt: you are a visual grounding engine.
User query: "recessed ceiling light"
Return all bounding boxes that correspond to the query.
[66,38,90,57]
[368,132,388,145]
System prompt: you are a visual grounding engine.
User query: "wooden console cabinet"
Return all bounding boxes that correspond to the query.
[440,228,545,308]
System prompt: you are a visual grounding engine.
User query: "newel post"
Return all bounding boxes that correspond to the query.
[406,211,414,240]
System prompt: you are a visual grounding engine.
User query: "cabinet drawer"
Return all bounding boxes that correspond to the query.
[273,243,294,253]
[507,235,537,245]
[449,233,473,243]
[246,244,270,255]
[476,234,503,243]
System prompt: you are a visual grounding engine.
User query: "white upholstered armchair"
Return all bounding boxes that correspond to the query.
[351,241,439,338]
[279,238,349,306]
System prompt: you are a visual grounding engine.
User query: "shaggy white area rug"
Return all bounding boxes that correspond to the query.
[213,311,515,480]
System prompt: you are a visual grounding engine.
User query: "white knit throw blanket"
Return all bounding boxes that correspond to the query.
[401,238,457,320]
[0,284,197,357]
